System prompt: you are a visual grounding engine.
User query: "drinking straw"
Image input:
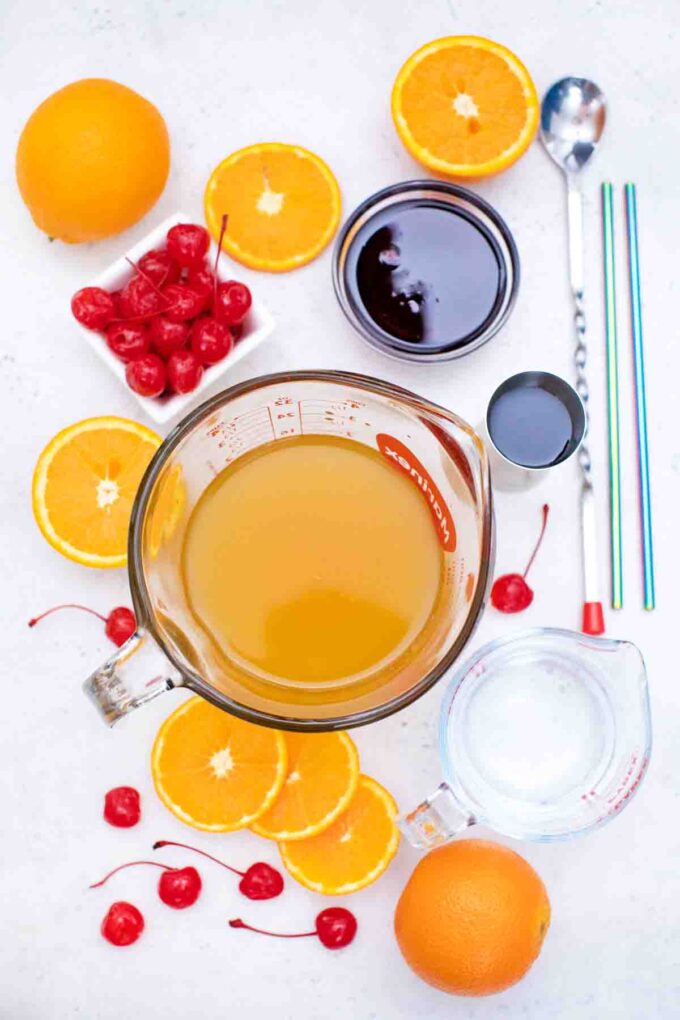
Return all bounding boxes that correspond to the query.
[624,183,655,610]
[601,182,623,609]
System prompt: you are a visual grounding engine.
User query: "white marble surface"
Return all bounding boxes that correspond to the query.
[2,1,679,1017]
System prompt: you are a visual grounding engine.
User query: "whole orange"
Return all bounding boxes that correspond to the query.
[394,839,550,996]
[16,78,170,243]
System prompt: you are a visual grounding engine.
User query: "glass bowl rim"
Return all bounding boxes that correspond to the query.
[332,179,520,364]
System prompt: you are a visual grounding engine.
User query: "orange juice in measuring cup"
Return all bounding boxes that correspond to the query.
[86,371,493,730]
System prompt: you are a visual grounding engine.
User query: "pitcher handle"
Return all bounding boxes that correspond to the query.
[84,628,180,726]
[399,782,475,850]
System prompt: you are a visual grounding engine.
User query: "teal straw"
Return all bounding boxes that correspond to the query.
[601,182,623,609]
[624,183,655,609]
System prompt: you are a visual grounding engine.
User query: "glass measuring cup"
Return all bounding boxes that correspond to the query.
[85,370,493,730]
[401,629,651,846]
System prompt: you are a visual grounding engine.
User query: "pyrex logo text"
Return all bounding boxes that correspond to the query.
[376,434,457,552]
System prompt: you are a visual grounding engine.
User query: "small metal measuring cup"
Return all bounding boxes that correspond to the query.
[480,370,587,491]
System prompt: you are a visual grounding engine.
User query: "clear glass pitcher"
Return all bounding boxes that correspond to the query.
[85,371,493,730]
[400,629,651,846]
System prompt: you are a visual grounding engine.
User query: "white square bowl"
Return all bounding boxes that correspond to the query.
[73,211,275,425]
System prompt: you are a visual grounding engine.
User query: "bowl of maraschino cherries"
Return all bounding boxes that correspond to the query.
[71,213,275,423]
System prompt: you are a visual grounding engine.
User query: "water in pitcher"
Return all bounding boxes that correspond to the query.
[181,434,452,699]
[445,644,616,835]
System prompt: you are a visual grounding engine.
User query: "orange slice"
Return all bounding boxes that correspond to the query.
[392,36,539,178]
[151,697,287,832]
[146,463,186,559]
[279,775,400,895]
[204,142,341,272]
[32,416,161,568]
[251,731,360,841]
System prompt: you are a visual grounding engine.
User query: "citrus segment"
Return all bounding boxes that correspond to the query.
[392,36,539,177]
[279,775,399,894]
[151,697,287,832]
[32,416,161,568]
[251,731,360,841]
[204,143,341,272]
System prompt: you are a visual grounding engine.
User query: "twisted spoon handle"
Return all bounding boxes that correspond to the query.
[573,291,592,484]
[567,179,604,635]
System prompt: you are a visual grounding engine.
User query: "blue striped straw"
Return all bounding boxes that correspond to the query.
[624,183,655,609]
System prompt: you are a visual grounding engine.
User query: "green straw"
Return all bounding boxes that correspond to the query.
[601,182,623,608]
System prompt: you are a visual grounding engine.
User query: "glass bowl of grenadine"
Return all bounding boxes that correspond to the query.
[333,181,519,363]
[71,212,275,424]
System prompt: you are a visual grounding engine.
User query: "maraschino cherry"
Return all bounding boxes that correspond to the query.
[191,317,233,365]
[91,860,202,909]
[105,322,150,362]
[149,316,190,358]
[101,901,144,946]
[162,283,206,323]
[28,603,136,647]
[214,280,251,326]
[491,504,550,613]
[71,287,117,331]
[187,264,215,304]
[119,274,166,320]
[137,248,180,287]
[167,223,210,268]
[104,786,141,828]
[126,353,167,397]
[229,907,357,950]
[166,349,203,393]
[153,839,284,900]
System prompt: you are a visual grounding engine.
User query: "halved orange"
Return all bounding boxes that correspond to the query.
[204,142,341,272]
[151,697,287,832]
[251,731,360,842]
[32,416,161,568]
[279,775,400,895]
[392,36,539,178]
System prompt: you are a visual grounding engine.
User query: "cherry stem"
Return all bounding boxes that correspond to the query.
[90,860,174,888]
[213,213,228,305]
[110,302,184,327]
[153,839,244,877]
[125,256,170,300]
[522,504,550,579]
[229,918,315,939]
[28,603,107,628]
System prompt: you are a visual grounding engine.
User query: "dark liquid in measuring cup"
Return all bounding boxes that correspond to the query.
[347,200,505,354]
[488,386,575,468]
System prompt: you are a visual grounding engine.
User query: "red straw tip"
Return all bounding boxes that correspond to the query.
[582,602,605,636]
[229,919,245,929]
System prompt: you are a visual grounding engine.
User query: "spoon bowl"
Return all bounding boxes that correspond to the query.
[540,77,606,175]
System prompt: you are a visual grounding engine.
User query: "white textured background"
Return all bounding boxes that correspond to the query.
[2,1,679,1017]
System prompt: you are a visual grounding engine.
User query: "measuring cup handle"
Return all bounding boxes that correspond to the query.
[399,782,474,850]
[84,628,180,726]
